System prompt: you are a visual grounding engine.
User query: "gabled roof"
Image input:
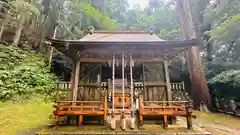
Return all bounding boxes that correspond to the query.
[79,30,163,42]
[46,29,200,60]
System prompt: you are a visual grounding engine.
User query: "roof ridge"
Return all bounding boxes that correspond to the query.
[92,33,115,40]
[93,30,153,35]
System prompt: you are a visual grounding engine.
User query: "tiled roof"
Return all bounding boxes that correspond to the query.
[79,30,163,42]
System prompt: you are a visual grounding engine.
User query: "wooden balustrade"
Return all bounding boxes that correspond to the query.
[56,81,72,89]
[56,81,185,90]
[170,81,185,91]
[55,82,108,90]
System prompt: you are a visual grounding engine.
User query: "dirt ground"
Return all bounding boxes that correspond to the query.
[192,111,240,135]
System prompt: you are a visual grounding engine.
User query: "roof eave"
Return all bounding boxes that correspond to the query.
[46,37,200,49]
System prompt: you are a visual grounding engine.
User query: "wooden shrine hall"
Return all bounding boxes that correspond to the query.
[47,29,198,130]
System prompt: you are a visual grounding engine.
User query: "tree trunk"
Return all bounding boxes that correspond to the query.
[48,24,58,70]
[37,14,47,51]
[177,0,211,111]
[0,11,10,40]
[12,16,25,47]
[0,24,5,40]
[205,24,213,62]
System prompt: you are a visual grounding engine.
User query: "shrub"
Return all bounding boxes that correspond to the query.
[0,44,58,100]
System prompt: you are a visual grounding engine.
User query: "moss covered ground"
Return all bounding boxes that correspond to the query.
[0,98,53,135]
[194,111,240,129]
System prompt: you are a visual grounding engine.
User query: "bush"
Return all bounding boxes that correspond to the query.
[209,69,240,87]
[0,44,58,100]
[207,63,240,101]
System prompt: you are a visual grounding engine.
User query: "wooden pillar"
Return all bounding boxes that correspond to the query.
[55,116,59,125]
[177,0,211,108]
[129,53,134,111]
[122,53,125,111]
[142,64,147,104]
[138,93,143,127]
[164,59,172,101]
[54,111,59,125]
[112,54,115,110]
[72,60,80,105]
[70,62,76,90]
[104,91,107,126]
[163,115,168,129]
[79,115,83,126]
[186,104,193,129]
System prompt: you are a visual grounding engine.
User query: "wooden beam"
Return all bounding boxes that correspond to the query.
[143,106,185,109]
[79,58,164,63]
[144,82,166,87]
[56,111,104,115]
[142,101,190,103]
[56,100,103,103]
[72,60,80,105]
[136,58,164,63]
[79,83,100,87]
[80,58,111,63]
[55,105,103,109]
[164,59,172,101]
[80,49,174,56]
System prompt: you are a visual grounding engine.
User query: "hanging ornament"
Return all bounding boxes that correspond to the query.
[132,60,135,67]
[116,59,119,67]
[108,60,111,67]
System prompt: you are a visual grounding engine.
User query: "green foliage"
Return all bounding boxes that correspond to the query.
[207,13,240,43]
[207,63,240,99]
[70,2,118,30]
[159,28,182,40]
[203,0,240,63]
[112,1,180,40]
[9,0,40,17]
[0,44,57,100]
[209,70,240,87]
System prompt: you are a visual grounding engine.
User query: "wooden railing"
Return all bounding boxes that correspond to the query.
[55,81,188,101]
[56,81,185,90]
[170,81,185,91]
[55,81,72,89]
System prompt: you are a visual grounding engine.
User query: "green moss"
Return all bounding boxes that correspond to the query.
[0,99,53,135]
[193,111,240,128]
